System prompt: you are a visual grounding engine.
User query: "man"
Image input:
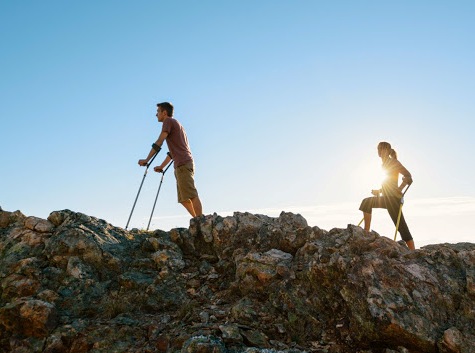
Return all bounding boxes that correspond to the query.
[138,102,203,218]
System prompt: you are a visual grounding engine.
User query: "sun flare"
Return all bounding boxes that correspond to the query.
[354,158,388,191]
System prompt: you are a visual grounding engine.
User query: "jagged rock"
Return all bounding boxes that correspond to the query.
[437,327,475,353]
[219,323,243,344]
[24,216,55,233]
[240,328,270,348]
[0,298,58,337]
[152,249,186,271]
[181,335,226,353]
[1,207,474,353]
[0,209,26,228]
[236,248,294,295]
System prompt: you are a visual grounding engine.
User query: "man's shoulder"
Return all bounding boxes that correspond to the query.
[163,117,177,127]
[166,117,182,126]
[172,117,183,125]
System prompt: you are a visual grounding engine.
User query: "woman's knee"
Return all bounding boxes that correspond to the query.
[359,197,373,213]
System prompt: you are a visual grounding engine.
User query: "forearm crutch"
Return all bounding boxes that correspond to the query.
[146,159,173,231]
[125,151,159,230]
[394,184,411,241]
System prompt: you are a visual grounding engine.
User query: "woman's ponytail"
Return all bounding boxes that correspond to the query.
[390,148,398,160]
[378,141,398,159]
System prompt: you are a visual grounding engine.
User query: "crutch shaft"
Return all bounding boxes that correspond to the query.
[125,150,160,230]
[146,160,173,231]
[125,167,149,229]
[393,184,411,241]
[358,217,364,227]
[394,203,403,241]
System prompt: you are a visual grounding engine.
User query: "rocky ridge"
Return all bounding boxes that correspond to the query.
[0,207,474,353]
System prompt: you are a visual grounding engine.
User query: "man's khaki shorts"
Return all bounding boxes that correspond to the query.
[175,162,199,203]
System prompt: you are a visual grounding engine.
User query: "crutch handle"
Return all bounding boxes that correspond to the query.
[146,149,160,167]
[162,160,173,173]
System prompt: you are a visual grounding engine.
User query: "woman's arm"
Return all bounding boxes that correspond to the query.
[397,161,413,192]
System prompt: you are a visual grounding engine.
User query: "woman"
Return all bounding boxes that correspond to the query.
[359,142,415,250]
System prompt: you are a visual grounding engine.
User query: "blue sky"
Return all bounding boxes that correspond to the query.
[1,1,474,247]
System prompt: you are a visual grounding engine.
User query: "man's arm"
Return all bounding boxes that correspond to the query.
[154,152,173,173]
[138,132,169,166]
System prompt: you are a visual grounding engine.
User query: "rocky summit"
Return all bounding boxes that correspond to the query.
[0,207,474,353]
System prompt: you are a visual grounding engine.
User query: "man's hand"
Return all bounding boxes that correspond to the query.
[138,159,148,167]
[371,189,381,197]
[154,166,164,173]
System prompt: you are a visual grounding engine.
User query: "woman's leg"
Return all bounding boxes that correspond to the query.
[405,239,415,250]
[359,197,380,232]
[386,197,415,249]
[363,212,372,232]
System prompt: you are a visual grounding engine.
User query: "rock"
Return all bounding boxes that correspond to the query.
[437,327,475,353]
[241,329,270,348]
[1,208,474,353]
[181,335,227,353]
[236,249,293,294]
[1,273,41,300]
[230,297,258,325]
[0,211,11,228]
[45,228,104,268]
[24,216,55,233]
[66,256,95,280]
[47,210,67,227]
[219,323,243,343]
[151,249,185,271]
[0,209,26,228]
[0,298,57,338]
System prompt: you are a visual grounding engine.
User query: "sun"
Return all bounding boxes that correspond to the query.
[353,157,387,193]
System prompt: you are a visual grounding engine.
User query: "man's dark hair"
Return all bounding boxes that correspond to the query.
[157,102,174,117]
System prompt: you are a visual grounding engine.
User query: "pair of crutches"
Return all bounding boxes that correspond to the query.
[358,184,411,241]
[125,152,173,231]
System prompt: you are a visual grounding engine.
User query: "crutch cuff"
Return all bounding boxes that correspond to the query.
[152,143,161,152]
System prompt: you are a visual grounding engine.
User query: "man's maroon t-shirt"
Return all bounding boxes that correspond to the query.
[162,117,193,167]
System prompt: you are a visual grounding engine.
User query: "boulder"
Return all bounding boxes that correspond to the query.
[0,208,474,353]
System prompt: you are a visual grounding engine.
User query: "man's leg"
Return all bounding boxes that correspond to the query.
[191,196,202,217]
[180,197,202,217]
[176,162,202,218]
[181,199,196,217]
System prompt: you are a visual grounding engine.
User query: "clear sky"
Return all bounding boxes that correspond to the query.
[1,1,474,247]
